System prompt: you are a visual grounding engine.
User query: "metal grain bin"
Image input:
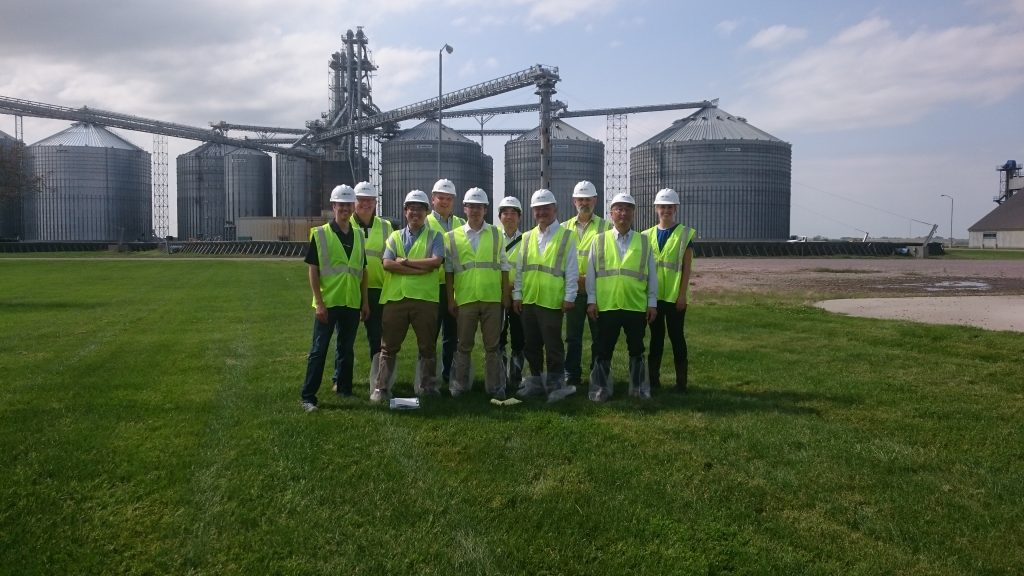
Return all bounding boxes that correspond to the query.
[177,142,236,240]
[24,123,151,241]
[381,120,493,223]
[630,106,791,239]
[316,157,367,213]
[224,147,272,240]
[505,119,604,231]
[275,146,321,217]
[0,129,24,240]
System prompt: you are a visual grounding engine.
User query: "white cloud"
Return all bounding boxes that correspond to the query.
[517,0,620,27]
[738,17,1024,132]
[372,47,437,107]
[716,20,738,37]
[746,25,808,51]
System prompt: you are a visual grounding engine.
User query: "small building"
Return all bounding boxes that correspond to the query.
[968,192,1024,248]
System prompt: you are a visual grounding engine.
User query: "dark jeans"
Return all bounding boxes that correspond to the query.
[499,306,524,355]
[301,306,360,404]
[649,301,687,389]
[594,309,647,364]
[436,285,457,381]
[333,288,383,384]
[521,304,565,378]
[564,292,598,382]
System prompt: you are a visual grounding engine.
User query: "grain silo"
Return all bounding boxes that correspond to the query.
[223,147,272,239]
[315,156,368,213]
[24,123,151,242]
[0,128,24,240]
[630,106,791,239]
[177,142,236,240]
[505,119,604,231]
[381,120,493,223]
[275,146,321,217]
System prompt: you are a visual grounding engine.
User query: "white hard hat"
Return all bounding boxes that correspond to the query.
[354,181,377,198]
[463,187,489,205]
[498,196,523,212]
[329,184,356,203]
[572,180,597,198]
[432,178,456,196]
[404,189,430,206]
[530,189,556,207]
[653,188,680,205]
[609,192,636,207]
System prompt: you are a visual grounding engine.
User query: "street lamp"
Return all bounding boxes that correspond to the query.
[940,194,954,249]
[437,43,454,179]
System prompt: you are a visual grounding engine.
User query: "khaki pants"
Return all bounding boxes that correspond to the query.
[377,298,438,394]
[453,301,505,397]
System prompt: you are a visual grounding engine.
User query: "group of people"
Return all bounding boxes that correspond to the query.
[299,178,695,412]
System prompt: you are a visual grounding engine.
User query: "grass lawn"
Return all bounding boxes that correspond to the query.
[942,247,1024,260]
[1,258,1022,575]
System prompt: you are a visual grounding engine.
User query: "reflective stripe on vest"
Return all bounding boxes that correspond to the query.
[568,216,608,276]
[352,215,393,290]
[594,230,649,312]
[446,225,502,305]
[315,226,363,280]
[380,228,440,304]
[311,224,364,309]
[645,224,695,303]
[520,226,572,309]
[428,213,465,285]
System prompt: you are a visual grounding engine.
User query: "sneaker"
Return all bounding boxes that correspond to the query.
[301,401,318,413]
[369,389,389,403]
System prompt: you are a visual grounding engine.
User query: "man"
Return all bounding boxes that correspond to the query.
[586,193,657,401]
[300,184,369,412]
[512,189,578,401]
[497,196,525,392]
[563,180,608,389]
[341,181,394,393]
[445,187,510,399]
[372,190,445,402]
[426,178,465,387]
[643,188,696,393]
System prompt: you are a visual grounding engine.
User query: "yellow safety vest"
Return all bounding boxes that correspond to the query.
[505,231,523,289]
[351,214,393,290]
[520,225,575,310]
[594,230,650,313]
[643,224,695,304]
[565,215,608,282]
[446,225,502,305]
[310,223,364,309]
[427,212,465,285]
[380,228,440,304]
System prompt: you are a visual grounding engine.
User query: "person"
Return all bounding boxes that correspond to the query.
[643,188,696,393]
[337,180,394,394]
[426,178,465,387]
[586,193,657,401]
[497,196,525,392]
[300,184,369,412]
[563,180,608,389]
[512,189,578,401]
[445,187,510,399]
[372,190,445,402]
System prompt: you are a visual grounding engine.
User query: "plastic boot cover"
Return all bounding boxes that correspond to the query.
[547,384,577,403]
[588,361,612,402]
[627,356,651,399]
[507,352,525,392]
[516,374,546,398]
[416,356,439,396]
[368,352,397,395]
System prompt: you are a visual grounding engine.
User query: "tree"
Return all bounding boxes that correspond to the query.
[0,142,42,201]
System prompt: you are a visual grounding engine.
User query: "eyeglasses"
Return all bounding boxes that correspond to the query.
[404,205,427,212]
[610,205,634,213]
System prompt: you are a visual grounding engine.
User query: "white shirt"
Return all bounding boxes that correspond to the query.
[585,227,657,307]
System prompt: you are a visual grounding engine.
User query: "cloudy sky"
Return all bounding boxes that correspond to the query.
[2,0,1023,238]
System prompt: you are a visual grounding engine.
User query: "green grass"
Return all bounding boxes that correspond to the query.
[1,259,1022,575]
[942,247,1024,260]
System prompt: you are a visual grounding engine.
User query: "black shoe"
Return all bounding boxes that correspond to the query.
[672,384,688,394]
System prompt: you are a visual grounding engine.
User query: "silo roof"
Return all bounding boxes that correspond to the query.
[515,119,600,142]
[225,146,270,157]
[393,120,477,144]
[183,141,239,156]
[640,106,786,144]
[968,193,1024,232]
[0,128,15,141]
[30,122,143,150]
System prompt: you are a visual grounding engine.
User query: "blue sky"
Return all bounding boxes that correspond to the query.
[2,0,1022,238]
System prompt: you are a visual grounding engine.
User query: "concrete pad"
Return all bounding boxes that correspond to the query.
[816,296,1024,332]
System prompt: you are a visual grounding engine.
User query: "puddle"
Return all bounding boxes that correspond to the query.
[870,280,992,292]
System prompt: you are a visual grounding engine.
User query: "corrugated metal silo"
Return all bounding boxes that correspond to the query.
[177,142,236,240]
[224,147,272,239]
[24,123,151,241]
[0,129,24,240]
[630,106,791,239]
[505,119,604,231]
[275,146,321,217]
[381,120,493,223]
[316,157,368,213]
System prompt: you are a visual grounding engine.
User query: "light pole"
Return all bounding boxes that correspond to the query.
[437,43,454,179]
[940,194,954,249]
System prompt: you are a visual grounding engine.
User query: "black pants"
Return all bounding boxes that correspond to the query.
[302,306,360,402]
[648,300,687,389]
[334,288,383,385]
[436,285,457,381]
[499,306,524,355]
[594,309,647,364]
